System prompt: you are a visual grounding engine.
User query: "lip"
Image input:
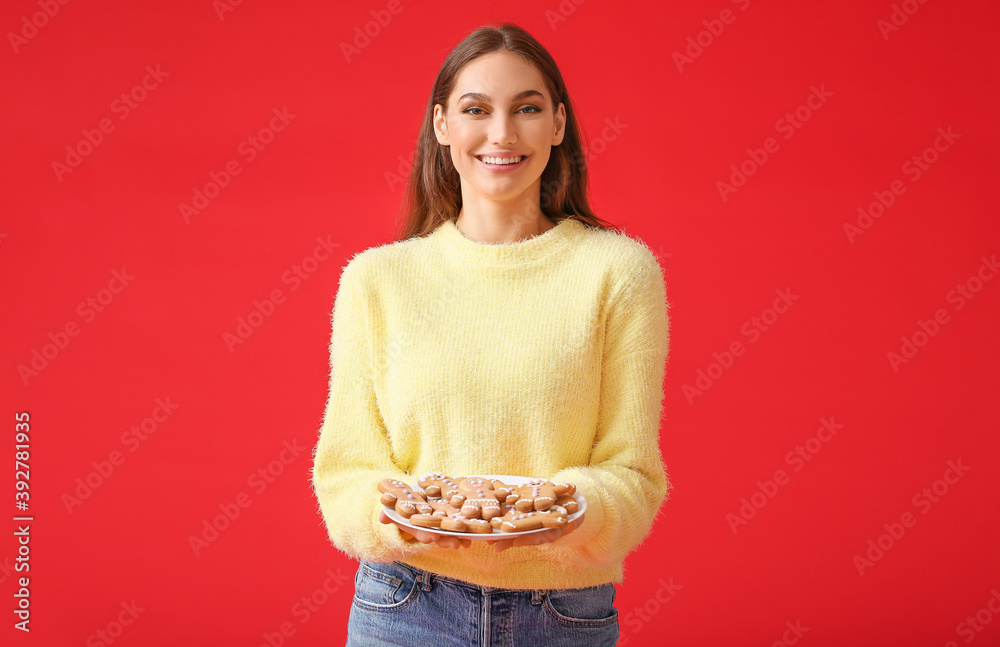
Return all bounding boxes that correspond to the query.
[476,154,528,172]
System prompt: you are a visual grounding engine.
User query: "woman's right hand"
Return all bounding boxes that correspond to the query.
[379,510,471,549]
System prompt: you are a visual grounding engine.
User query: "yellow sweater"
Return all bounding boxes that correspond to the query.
[310,216,671,590]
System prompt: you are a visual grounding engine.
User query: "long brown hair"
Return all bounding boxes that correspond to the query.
[394,22,616,242]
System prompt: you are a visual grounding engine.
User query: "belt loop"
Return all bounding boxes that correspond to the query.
[530,589,543,605]
[419,572,432,592]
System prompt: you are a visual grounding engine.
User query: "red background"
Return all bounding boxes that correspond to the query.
[2,0,999,645]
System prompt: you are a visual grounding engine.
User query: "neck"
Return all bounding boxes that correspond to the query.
[455,207,556,244]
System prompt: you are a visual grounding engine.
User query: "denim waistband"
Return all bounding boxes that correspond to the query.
[385,560,550,601]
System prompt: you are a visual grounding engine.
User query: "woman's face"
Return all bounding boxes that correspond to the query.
[434,50,566,212]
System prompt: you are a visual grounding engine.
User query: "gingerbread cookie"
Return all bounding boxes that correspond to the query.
[456,477,508,520]
[408,513,443,529]
[454,516,493,534]
[426,496,462,518]
[426,497,492,533]
[497,505,570,533]
[418,473,465,507]
[555,493,579,514]
[490,503,518,529]
[509,479,574,512]
[379,474,579,536]
[378,478,432,518]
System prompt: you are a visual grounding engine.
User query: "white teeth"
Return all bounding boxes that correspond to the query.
[480,156,524,165]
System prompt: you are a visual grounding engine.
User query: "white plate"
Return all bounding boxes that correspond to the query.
[383,474,587,541]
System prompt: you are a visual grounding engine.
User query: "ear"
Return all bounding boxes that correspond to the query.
[552,102,567,147]
[433,104,450,146]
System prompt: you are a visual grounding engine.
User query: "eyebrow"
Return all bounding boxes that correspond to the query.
[457,89,545,104]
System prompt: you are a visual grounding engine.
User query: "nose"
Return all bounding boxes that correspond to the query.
[489,112,517,146]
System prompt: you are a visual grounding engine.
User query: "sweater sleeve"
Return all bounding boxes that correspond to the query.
[310,259,434,562]
[546,248,671,567]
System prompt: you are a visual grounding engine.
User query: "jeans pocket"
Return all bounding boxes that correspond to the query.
[543,583,619,628]
[352,561,420,613]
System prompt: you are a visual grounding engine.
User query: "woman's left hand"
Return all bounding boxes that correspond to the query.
[379,510,472,549]
[487,512,585,552]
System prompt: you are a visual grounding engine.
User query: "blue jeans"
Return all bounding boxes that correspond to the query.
[345,560,619,646]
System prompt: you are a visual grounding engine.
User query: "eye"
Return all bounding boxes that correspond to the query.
[461,105,542,116]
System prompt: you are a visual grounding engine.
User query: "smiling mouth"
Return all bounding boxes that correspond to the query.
[476,155,526,166]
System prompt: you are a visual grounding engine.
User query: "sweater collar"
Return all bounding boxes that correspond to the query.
[433,217,583,266]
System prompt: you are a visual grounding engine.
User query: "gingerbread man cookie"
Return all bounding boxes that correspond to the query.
[426,497,492,533]
[490,503,518,530]
[555,493,579,514]
[418,473,465,506]
[408,512,443,529]
[378,478,432,518]
[510,479,574,512]
[497,505,570,533]
[456,477,508,520]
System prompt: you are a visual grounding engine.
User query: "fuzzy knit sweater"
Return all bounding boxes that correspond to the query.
[310,216,671,590]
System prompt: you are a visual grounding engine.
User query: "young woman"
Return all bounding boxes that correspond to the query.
[311,22,671,646]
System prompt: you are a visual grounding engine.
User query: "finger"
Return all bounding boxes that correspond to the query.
[379,510,391,524]
[413,530,436,544]
[518,528,561,547]
[494,539,513,552]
